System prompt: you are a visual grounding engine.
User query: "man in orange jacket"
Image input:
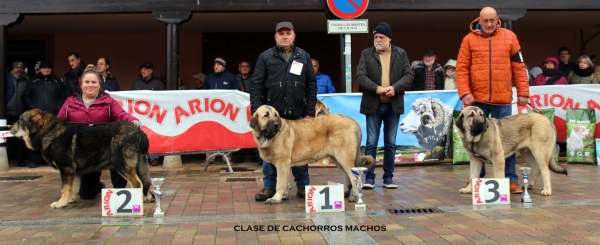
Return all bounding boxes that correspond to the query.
[456,6,530,194]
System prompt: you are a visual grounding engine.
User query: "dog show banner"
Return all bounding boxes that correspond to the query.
[108,85,600,160]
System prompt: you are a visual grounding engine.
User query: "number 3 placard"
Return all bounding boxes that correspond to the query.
[472,178,510,205]
[101,188,144,216]
[305,185,345,212]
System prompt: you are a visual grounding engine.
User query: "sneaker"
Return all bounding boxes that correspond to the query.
[510,181,523,194]
[297,189,305,198]
[362,179,375,189]
[383,178,397,189]
[255,188,275,201]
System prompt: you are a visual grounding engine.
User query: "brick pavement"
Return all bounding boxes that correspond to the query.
[0,156,600,244]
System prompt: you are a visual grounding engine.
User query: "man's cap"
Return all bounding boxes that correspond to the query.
[139,62,154,69]
[214,56,226,67]
[12,61,24,70]
[423,47,437,56]
[38,60,53,69]
[276,21,294,32]
[373,22,392,38]
[192,73,206,82]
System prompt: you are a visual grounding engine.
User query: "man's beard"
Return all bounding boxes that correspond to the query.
[424,60,434,67]
[375,43,389,52]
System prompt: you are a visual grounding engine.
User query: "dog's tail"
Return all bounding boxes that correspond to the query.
[549,145,568,176]
[354,149,375,169]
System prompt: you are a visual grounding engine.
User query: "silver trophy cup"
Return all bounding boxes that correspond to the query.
[519,167,532,203]
[351,167,368,211]
[151,178,166,217]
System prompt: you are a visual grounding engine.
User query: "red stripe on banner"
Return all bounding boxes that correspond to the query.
[142,122,257,154]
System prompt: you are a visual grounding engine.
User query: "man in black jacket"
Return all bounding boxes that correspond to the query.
[22,60,66,168]
[411,47,444,91]
[250,21,317,202]
[64,52,85,97]
[97,57,120,91]
[357,22,413,189]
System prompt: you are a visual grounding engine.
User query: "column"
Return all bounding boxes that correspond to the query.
[0,14,19,119]
[497,9,527,31]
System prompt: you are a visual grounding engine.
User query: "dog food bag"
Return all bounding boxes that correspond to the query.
[566,109,596,164]
[529,108,558,163]
[452,110,470,165]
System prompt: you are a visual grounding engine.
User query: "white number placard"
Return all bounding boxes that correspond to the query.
[472,178,510,205]
[305,185,345,212]
[101,188,144,216]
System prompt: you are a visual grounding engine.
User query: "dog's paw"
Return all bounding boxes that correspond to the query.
[50,201,67,209]
[348,195,358,202]
[540,189,552,196]
[68,196,80,204]
[458,188,472,194]
[282,193,289,200]
[527,184,534,189]
[144,193,155,203]
[265,198,282,204]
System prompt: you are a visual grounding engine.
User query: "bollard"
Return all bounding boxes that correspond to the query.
[162,155,182,169]
[0,119,10,171]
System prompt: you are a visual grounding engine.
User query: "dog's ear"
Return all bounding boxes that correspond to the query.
[455,113,465,132]
[249,113,259,131]
[483,116,489,131]
[28,113,44,134]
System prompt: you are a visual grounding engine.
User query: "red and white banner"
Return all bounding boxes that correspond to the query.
[515,85,600,141]
[109,90,256,154]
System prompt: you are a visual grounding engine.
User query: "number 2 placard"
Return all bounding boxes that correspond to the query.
[305,185,345,212]
[101,188,144,216]
[472,178,510,205]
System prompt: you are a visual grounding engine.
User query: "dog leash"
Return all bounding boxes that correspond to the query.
[463,100,543,115]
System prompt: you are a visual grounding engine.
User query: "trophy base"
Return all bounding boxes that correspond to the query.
[521,197,532,203]
[355,203,366,211]
[154,211,165,218]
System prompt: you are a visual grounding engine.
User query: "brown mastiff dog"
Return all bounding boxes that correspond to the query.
[250,105,374,204]
[455,106,567,196]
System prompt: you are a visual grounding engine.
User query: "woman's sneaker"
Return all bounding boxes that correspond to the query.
[362,179,375,189]
[383,178,397,189]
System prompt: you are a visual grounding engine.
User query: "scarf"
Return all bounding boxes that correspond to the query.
[573,66,594,77]
[541,69,564,85]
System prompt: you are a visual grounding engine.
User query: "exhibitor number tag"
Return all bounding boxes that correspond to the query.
[101,188,144,216]
[472,178,510,205]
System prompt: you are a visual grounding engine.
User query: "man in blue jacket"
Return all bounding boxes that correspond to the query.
[312,59,336,94]
[202,57,241,90]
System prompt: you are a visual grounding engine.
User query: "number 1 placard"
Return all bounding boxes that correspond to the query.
[472,178,510,205]
[305,185,345,212]
[101,188,144,216]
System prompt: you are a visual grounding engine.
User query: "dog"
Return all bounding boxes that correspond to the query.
[315,100,330,117]
[567,126,592,151]
[455,106,567,196]
[250,105,374,204]
[10,109,155,208]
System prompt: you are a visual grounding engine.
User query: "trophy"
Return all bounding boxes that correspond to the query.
[151,178,166,217]
[351,167,368,211]
[519,167,532,203]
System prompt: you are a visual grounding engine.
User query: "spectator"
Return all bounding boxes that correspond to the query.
[22,61,66,168]
[590,55,598,67]
[237,61,252,92]
[558,47,576,77]
[96,58,120,91]
[250,21,316,201]
[456,6,529,194]
[357,22,413,189]
[202,57,241,90]
[533,57,567,86]
[443,59,457,90]
[64,52,86,97]
[568,55,599,84]
[6,61,29,167]
[411,47,444,91]
[193,73,206,89]
[130,62,164,166]
[58,69,140,199]
[312,58,336,94]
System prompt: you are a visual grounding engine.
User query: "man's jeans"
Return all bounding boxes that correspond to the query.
[262,116,310,191]
[471,102,518,182]
[364,103,400,180]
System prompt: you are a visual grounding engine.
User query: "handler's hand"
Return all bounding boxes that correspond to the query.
[132,120,142,128]
[385,87,395,97]
[517,96,529,107]
[304,115,313,119]
[462,94,474,106]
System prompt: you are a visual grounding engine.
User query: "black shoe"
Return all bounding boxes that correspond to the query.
[297,189,305,199]
[99,182,106,193]
[28,162,37,168]
[255,188,275,201]
[17,162,26,167]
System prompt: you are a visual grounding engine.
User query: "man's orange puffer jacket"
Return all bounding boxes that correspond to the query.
[456,18,529,104]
